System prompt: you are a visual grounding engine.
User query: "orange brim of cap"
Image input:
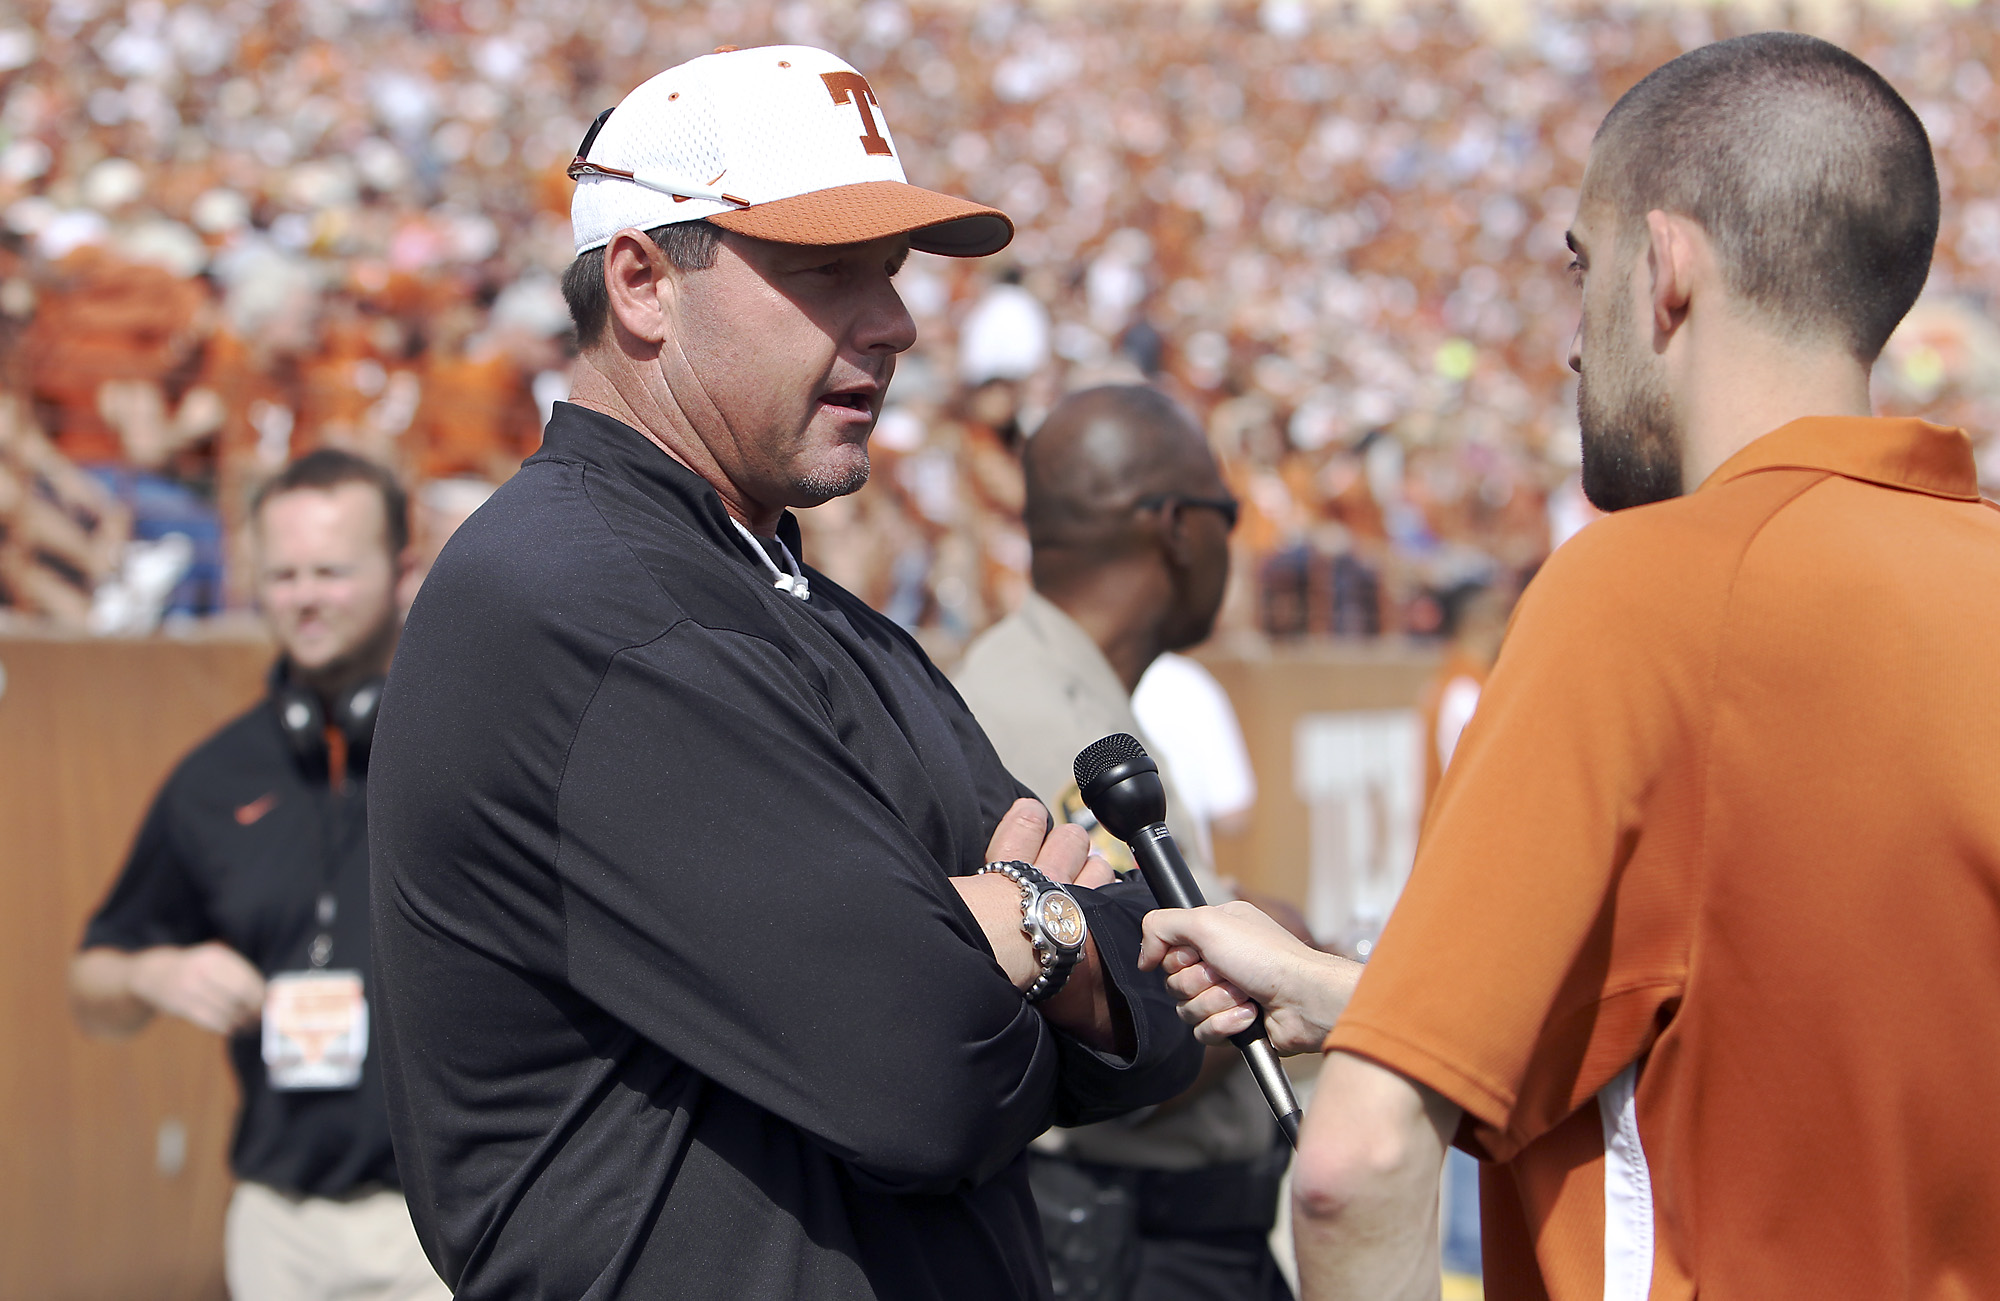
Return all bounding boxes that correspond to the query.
[707,180,1013,258]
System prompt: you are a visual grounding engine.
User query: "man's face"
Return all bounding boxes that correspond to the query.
[660,231,917,514]
[255,483,400,677]
[1567,187,1684,512]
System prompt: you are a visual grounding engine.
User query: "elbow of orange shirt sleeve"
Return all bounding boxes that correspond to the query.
[1324,1019,1524,1160]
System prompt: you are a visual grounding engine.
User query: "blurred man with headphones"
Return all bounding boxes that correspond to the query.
[69,449,445,1301]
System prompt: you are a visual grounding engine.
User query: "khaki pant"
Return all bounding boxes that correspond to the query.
[225,1182,451,1301]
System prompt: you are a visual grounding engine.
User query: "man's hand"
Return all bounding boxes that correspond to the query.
[955,798,1122,1052]
[128,944,266,1035]
[1139,902,1362,1055]
[72,943,267,1038]
[979,797,1119,893]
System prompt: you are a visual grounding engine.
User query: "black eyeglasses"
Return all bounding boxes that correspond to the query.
[1135,492,1240,532]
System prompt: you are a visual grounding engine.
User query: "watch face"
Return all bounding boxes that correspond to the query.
[1037,892,1086,949]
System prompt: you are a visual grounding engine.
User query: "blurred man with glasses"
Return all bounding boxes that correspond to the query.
[957,384,1297,1301]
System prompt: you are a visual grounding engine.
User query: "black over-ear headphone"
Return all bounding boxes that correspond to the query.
[272,666,385,775]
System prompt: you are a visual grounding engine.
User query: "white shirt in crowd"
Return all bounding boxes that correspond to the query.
[1131,652,1257,865]
[956,281,1051,387]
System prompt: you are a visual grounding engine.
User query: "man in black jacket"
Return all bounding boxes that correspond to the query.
[368,45,1201,1300]
[72,450,441,1301]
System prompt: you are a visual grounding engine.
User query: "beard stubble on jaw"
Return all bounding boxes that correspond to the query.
[791,447,871,504]
[1577,304,1684,513]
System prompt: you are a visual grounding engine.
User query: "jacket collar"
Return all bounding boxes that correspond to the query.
[529,401,808,563]
[1702,416,1981,502]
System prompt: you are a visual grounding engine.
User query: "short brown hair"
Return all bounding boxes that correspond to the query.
[1592,32,1937,362]
[560,221,723,345]
[251,449,410,556]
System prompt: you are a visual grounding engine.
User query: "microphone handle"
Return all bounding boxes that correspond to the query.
[1128,823,1304,1149]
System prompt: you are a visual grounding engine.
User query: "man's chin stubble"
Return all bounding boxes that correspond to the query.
[1580,434,1683,511]
[793,454,871,504]
[1578,386,1683,511]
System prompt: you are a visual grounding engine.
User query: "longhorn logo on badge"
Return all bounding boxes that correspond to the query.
[821,72,894,158]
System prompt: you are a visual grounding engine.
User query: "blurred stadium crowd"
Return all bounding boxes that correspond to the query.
[1,0,1996,651]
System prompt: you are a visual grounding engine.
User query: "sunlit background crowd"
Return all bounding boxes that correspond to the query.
[3,0,1997,659]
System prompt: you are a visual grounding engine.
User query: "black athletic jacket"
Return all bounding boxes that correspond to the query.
[368,403,1201,1301]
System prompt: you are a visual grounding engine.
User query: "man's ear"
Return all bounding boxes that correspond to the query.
[1644,209,1698,344]
[1155,499,1198,572]
[602,229,673,347]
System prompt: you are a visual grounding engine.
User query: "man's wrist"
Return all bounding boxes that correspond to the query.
[1297,949,1362,1047]
[126,947,175,1005]
[977,861,1088,1004]
[1036,935,1126,1056]
[955,873,1041,988]
[70,948,161,1038]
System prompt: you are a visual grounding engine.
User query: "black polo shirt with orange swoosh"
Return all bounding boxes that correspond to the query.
[82,677,398,1197]
[368,402,1202,1300]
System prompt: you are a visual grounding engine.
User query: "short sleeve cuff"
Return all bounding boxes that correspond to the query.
[1324,1016,1516,1138]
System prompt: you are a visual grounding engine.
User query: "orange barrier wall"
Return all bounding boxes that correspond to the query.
[0,628,1433,1298]
[0,632,270,1301]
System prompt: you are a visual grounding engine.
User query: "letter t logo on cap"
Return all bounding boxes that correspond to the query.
[571,46,1011,258]
[821,72,894,158]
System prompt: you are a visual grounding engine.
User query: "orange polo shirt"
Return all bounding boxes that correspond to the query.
[1326,417,2000,1300]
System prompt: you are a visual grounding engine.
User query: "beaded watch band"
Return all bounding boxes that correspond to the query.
[978,860,1089,1003]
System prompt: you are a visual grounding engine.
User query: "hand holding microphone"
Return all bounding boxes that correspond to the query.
[1140,903,1361,1056]
[1074,733,1309,1147]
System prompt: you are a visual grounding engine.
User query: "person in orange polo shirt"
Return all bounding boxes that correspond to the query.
[1139,32,2000,1300]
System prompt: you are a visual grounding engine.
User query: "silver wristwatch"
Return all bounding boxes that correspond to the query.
[979,860,1089,1003]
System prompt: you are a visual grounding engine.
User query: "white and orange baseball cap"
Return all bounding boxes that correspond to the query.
[569,45,1012,259]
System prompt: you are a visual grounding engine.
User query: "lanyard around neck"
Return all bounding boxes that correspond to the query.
[727,516,811,600]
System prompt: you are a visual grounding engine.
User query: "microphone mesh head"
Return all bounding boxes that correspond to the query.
[1074,732,1149,791]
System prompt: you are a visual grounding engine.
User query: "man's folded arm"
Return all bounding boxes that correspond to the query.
[555,632,1085,1193]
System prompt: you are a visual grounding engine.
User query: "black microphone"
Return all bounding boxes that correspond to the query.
[1074,733,1304,1148]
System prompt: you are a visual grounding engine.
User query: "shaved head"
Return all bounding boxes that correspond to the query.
[1022,384,1233,659]
[1589,31,1937,362]
[1023,385,1219,557]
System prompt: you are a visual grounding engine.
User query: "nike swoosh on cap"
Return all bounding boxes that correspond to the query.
[235,793,278,826]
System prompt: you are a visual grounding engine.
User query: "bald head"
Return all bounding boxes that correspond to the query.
[1589,32,1936,362]
[1023,385,1220,559]
[1022,385,1233,667]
